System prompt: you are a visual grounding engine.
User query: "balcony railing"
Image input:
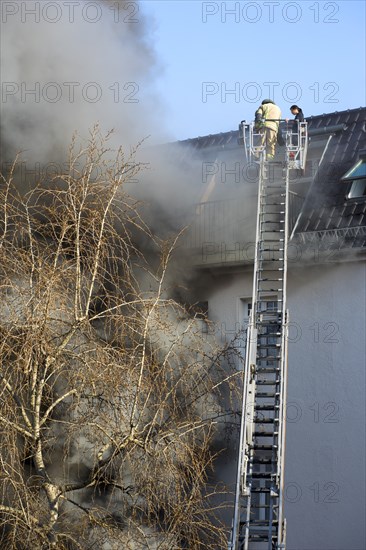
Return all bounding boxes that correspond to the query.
[184,198,250,249]
[182,193,305,264]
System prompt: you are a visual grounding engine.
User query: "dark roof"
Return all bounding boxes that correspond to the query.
[179,107,365,155]
[180,107,366,248]
[292,108,366,242]
[178,129,239,150]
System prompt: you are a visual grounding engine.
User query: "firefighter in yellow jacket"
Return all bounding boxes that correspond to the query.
[254,99,282,159]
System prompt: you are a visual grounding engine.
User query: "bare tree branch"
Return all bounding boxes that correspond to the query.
[0,129,235,549]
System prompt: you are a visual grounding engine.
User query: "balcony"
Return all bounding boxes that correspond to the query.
[182,192,305,267]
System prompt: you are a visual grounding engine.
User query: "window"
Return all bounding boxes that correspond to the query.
[347,178,366,199]
[343,159,366,179]
[342,159,366,199]
[240,297,278,327]
[190,301,208,320]
[239,298,252,326]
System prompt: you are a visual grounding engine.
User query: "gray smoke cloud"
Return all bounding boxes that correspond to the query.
[0,0,168,164]
[0,0,257,272]
[0,4,236,546]
[1,1,191,274]
[1,1,210,252]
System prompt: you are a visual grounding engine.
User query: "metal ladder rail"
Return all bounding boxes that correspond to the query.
[275,149,291,550]
[284,121,308,169]
[239,120,308,169]
[231,120,307,549]
[229,159,290,550]
[249,161,289,549]
[229,154,265,550]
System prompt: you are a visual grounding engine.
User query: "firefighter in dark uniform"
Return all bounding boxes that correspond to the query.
[289,104,304,124]
[287,105,305,148]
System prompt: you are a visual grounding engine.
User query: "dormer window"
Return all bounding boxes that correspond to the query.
[348,178,366,199]
[342,159,366,199]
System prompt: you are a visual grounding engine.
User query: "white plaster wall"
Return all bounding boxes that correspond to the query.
[201,260,366,550]
[285,261,366,550]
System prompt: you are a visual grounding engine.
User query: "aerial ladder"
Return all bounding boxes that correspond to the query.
[229,119,308,550]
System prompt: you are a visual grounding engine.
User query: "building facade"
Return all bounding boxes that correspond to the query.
[179,108,366,549]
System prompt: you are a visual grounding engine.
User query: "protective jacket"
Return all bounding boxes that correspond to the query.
[255,100,281,131]
[294,108,304,122]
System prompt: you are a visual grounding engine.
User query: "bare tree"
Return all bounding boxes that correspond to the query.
[0,128,236,549]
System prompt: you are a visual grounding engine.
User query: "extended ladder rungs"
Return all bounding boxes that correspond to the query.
[251,458,277,464]
[258,294,284,298]
[230,132,296,548]
[256,391,280,398]
[262,184,285,189]
[259,256,285,271]
[258,278,283,281]
[259,239,284,244]
[261,220,285,224]
[258,311,282,327]
[254,417,279,424]
[251,504,279,509]
[257,310,282,316]
[248,520,279,527]
[257,269,284,274]
[261,215,285,219]
[258,322,282,327]
[260,248,284,252]
[253,411,279,424]
[255,404,279,410]
[251,445,278,451]
[251,473,276,479]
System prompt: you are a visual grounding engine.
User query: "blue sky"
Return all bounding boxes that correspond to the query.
[140,0,366,140]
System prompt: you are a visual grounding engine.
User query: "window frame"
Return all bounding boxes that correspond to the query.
[342,158,366,200]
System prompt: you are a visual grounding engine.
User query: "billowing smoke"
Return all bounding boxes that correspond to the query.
[1,0,168,164]
[1,1,217,259]
[0,4,238,548]
[1,0,256,271]
[1,0,199,281]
